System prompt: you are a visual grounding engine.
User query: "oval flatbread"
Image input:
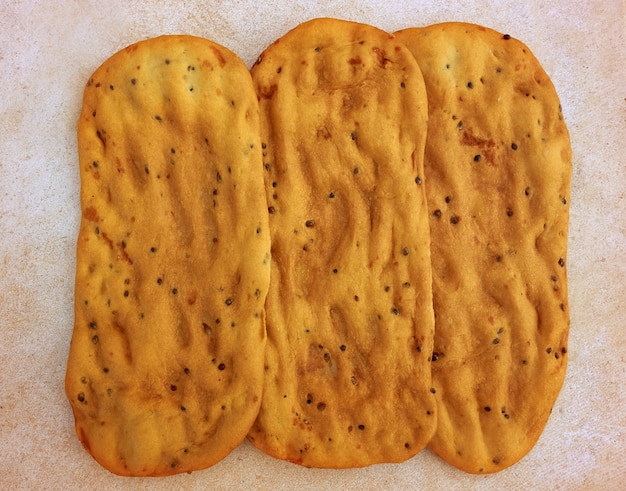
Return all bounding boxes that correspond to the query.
[395,23,572,473]
[65,35,270,476]
[248,18,436,468]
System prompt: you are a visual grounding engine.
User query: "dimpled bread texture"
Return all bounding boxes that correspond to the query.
[247,18,437,468]
[65,35,271,476]
[395,23,572,473]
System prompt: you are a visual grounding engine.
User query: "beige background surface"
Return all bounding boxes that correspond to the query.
[1,1,624,489]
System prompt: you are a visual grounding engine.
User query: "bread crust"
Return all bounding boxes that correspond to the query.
[395,22,572,473]
[248,18,436,468]
[66,35,270,476]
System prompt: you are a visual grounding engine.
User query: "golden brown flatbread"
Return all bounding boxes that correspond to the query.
[65,35,270,476]
[395,23,572,473]
[247,18,436,468]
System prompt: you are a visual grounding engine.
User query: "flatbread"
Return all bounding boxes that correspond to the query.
[65,35,270,476]
[247,18,436,468]
[395,23,572,473]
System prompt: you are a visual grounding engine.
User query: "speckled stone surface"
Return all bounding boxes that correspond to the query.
[0,1,623,489]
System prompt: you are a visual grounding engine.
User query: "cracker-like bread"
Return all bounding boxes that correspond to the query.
[65,35,270,476]
[247,18,436,468]
[395,23,572,473]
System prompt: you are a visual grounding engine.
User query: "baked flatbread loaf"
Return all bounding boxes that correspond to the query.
[65,35,270,476]
[395,23,571,473]
[247,18,436,468]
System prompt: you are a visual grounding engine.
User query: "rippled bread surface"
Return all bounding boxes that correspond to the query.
[248,18,436,468]
[66,35,270,476]
[395,23,572,474]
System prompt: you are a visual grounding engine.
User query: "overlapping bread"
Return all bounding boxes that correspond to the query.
[66,20,573,476]
[65,35,270,476]
[395,23,571,473]
[247,18,436,468]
